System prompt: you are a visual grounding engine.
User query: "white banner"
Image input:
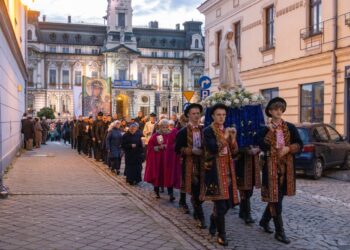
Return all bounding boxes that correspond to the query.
[73,86,82,116]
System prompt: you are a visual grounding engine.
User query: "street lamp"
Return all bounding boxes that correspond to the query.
[168,76,172,118]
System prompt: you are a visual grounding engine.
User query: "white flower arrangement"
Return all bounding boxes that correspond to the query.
[201,87,265,108]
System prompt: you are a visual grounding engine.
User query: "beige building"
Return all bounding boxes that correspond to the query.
[0,0,27,189]
[27,0,204,119]
[198,0,350,135]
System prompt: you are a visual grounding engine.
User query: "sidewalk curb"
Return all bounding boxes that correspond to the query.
[80,155,222,250]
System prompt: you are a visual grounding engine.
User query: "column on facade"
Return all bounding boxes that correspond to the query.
[143,65,148,85]
[183,62,189,90]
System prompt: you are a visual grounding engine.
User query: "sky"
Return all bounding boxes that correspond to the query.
[27,0,205,29]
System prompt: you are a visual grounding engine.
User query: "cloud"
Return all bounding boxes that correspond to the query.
[31,0,204,28]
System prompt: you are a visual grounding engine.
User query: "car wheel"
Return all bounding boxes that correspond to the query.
[341,153,350,170]
[312,158,323,180]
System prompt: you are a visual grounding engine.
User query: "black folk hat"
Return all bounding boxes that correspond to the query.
[184,103,203,118]
[265,97,287,117]
[97,111,104,117]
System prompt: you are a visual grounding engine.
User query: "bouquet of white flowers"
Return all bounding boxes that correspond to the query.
[201,87,265,108]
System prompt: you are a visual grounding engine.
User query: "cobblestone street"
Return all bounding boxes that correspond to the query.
[1,142,349,250]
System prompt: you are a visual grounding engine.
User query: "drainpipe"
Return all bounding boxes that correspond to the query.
[330,0,338,126]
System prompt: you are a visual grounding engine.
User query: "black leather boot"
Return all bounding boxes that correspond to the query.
[179,193,190,214]
[216,216,228,246]
[209,214,217,236]
[273,215,291,244]
[259,207,273,234]
[244,199,255,224]
[239,200,246,220]
[154,187,160,199]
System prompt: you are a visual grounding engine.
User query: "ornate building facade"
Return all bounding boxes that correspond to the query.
[199,0,350,135]
[27,0,205,118]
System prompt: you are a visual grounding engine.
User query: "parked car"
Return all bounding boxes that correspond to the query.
[295,123,350,179]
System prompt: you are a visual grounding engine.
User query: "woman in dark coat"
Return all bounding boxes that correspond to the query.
[106,121,123,175]
[62,119,71,144]
[121,123,143,185]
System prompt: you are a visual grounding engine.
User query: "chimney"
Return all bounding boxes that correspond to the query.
[42,15,46,22]
[68,16,71,23]
[176,24,180,30]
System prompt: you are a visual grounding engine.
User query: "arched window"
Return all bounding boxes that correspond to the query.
[195,39,199,49]
[28,30,32,41]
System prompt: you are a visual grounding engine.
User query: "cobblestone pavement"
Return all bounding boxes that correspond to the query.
[1,142,350,250]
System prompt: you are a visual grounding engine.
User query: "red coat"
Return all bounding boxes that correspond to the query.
[144,129,181,188]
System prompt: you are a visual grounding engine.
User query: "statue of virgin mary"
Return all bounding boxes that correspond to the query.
[219,29,243,90]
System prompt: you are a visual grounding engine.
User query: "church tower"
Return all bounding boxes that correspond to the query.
[107,0,133,33]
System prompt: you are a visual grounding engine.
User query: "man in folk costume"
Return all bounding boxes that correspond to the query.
[175,103,206,229]
[258,97,302,244]
[201,104,240,246]
[236,146,261,224]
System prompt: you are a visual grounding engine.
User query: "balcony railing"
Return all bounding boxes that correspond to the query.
[300,25,324,40]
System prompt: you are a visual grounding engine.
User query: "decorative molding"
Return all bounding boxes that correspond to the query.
[242,20,262,32]
[276,0,304,18]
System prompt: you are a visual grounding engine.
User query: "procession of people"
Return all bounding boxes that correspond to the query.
[20,27,304,247]
[21,96,302,247]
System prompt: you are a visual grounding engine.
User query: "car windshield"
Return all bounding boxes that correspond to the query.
[297,127,309,144]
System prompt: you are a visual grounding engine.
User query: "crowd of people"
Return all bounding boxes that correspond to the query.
[21,97,302,247]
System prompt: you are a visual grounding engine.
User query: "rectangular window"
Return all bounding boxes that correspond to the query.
[138,72,143,85]
[49,69,56,84]
[49,46,56,53]
[234,21,241,57]
[75,71,82,85]
[92,49,99,55]
[300,82,324,123]
[310,0,322,34]
[62,70,69,84]
[62,47,69,53]
[173,74,180,88]
[163,52,168,58]
[119,69,126,80]
[91,71,98,78]
[174,52,180,58]
[28,69,34,87]
[261,88,279,108]
[265,5,275,48]
[118,13,125,27]
[151,51,157,57]
[75,48,82,54]
[216,30,222,64]
[151,73,157,85]
[162,74,169,88]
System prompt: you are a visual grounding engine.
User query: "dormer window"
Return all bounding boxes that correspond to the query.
[49,33,56,42]
[195,39,199,49]
[75,34,82,43]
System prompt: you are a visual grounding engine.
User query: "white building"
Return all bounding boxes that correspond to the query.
[0,0,27,190]
[27,0,205,118]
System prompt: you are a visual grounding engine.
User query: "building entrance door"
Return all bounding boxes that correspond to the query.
[116,94,128,118]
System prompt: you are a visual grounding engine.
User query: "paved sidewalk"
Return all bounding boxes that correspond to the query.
[1,142,350,250]
[0,143,199,250]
